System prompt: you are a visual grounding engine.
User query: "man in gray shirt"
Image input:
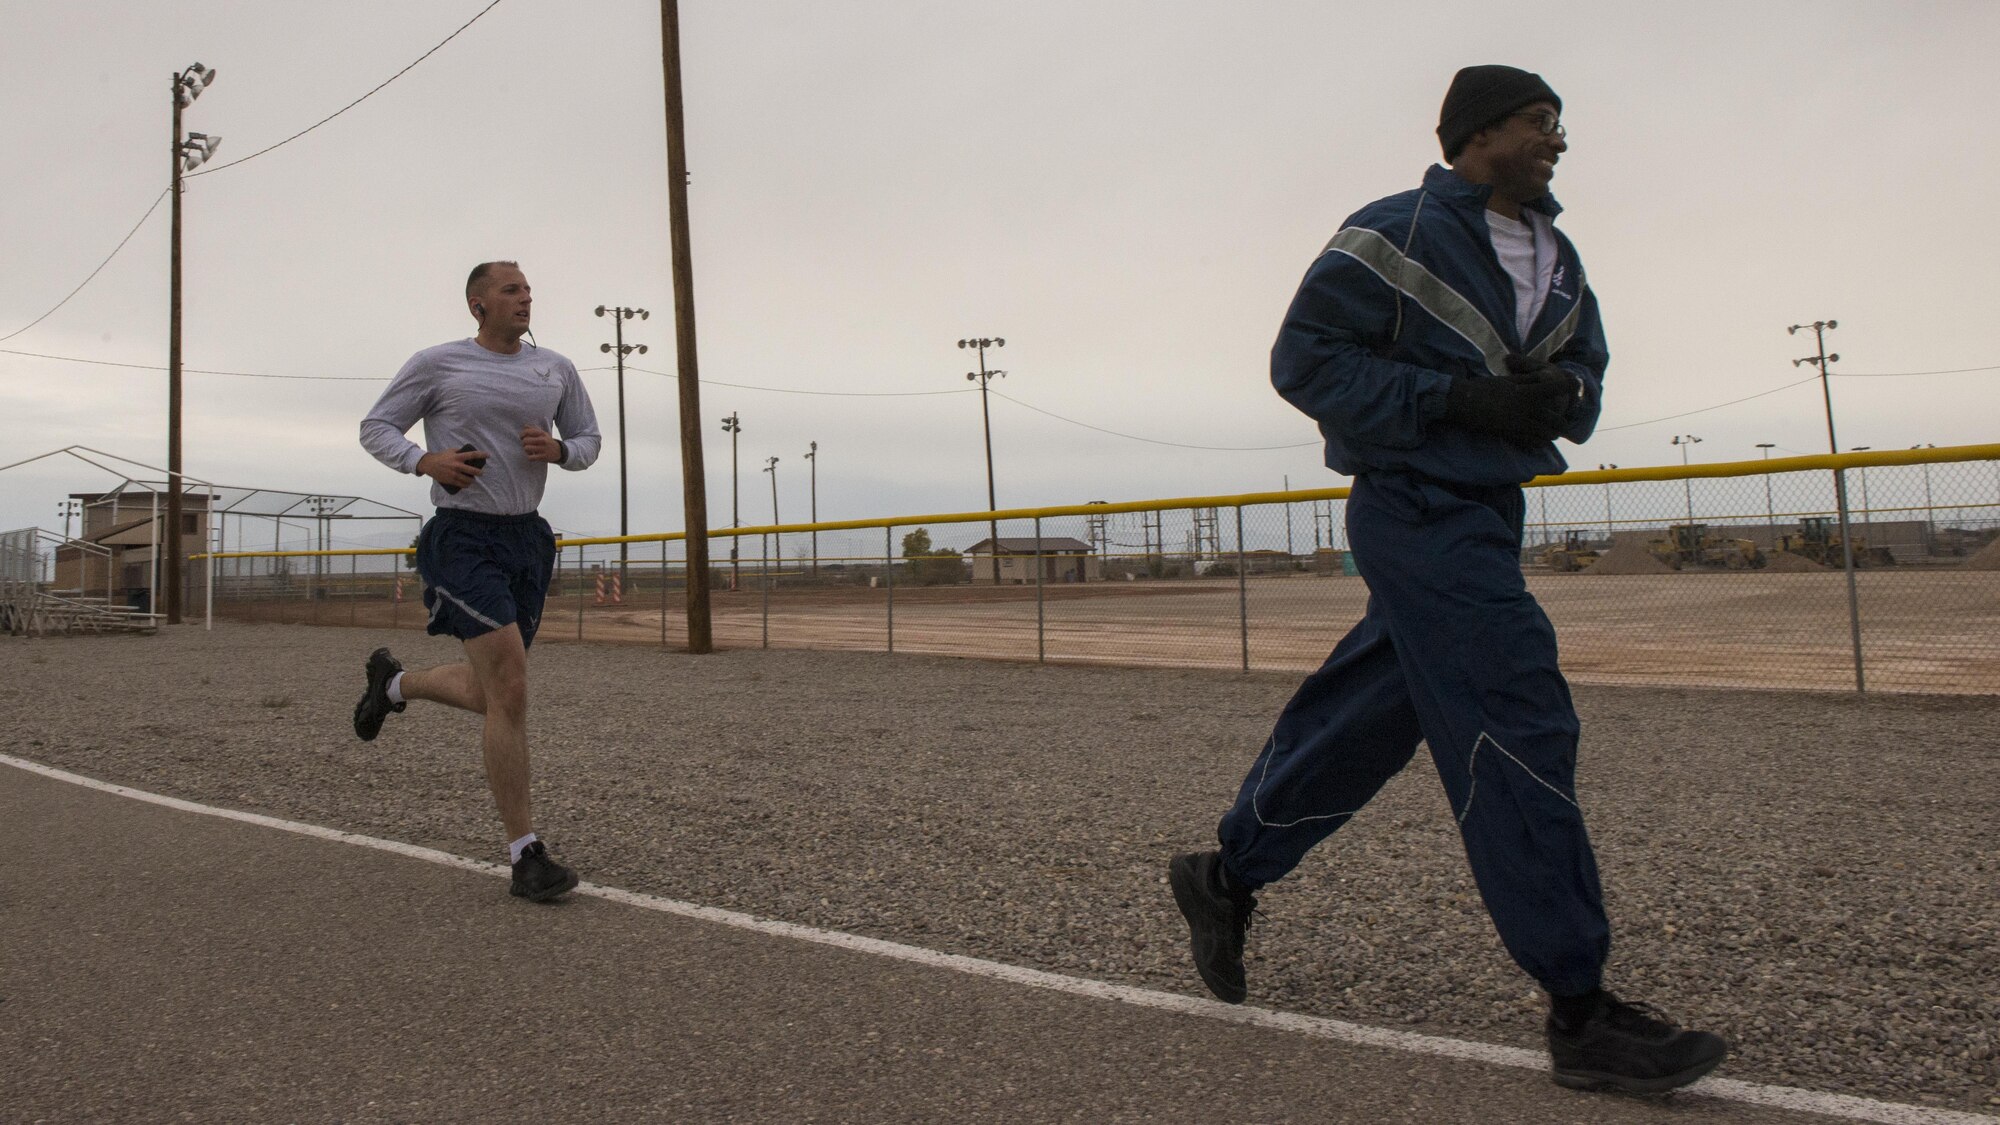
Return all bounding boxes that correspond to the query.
[353,260,602,902]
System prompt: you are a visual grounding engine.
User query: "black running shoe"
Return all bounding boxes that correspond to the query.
[1168,850,1257,1004]
[509,841,579,902]
[352,647,406,741]
[1548,992,1729,1094]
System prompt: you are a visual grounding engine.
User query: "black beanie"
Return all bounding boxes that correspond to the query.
[1436,65,1561,162]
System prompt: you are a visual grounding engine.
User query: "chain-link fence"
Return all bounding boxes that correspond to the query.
[187,446,2000,694]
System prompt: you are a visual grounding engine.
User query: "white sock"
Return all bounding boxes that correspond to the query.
[508,832,538,863]
[386,671,406,705]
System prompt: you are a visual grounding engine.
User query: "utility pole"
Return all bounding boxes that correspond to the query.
[763,456,779,579]
[57,499,80,541]
[803,440,818,577]
[958,336,1005,584]
[596,305,649,584]
[658,0,712,652]
[1789,318,1863,691]
[167,61,220,625]
[720,412,740,588]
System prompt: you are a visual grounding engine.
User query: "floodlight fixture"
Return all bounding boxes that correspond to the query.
[176,62,217,106]
[595,305,607,317]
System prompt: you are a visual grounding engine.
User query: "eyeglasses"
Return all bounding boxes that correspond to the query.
[1510,111,1566,139]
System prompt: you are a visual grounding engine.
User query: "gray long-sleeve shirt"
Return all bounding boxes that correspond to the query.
[359,338,602,516]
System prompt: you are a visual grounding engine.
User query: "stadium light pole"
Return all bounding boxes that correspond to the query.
[958,336,1005,584]
[306,494,337,591]
[803,440,818,577]
[1789,318,1863,691]
[57,498,80,542]
[167,61,220,625]
[1283,474,1292,557]
[1755,443,1777,540]
[1596,464,1617,540]
[1850,447,1872,526]
[1671,435,1701,528]
[720,412,740,587]
[596,305,650,583]
[1911,443,1936,545]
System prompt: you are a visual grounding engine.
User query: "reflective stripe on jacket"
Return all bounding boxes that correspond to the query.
[1272,164,1608,486]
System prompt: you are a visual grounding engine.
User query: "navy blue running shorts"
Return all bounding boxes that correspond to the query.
[414,508,558,649]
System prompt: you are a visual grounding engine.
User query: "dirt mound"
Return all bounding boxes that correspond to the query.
[1964,537,2000,571]
[1582,540,1674,575]
[1763,551,1828,572]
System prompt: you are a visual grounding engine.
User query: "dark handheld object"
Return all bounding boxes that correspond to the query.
[440,443,488,495]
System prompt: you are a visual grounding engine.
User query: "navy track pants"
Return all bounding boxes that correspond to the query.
[1217,469,1609,996]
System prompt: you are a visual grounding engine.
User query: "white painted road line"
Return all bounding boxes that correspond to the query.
[5,751,1993,1125]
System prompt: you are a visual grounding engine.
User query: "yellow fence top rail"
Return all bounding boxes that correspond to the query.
[193,441,1999,558]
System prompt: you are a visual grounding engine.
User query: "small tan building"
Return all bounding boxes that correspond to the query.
[963,536,1101,585]
[52,491,213,601]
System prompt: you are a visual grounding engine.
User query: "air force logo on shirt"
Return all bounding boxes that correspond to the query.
[1551,265,1574,301]
[536,366,553,382]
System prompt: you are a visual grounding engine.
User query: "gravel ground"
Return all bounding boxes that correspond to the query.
[5,623,1997,1114]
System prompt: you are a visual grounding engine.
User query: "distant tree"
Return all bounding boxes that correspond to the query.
[900,526,965,585]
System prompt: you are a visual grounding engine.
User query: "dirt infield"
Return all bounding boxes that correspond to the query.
[220,569,2000,695]
[3,624,1996,1114]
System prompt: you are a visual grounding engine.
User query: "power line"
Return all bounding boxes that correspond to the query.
[1834,365,2000,377]
[1,2,505,342]
[1595,376,1820,432]
[0,348,381,380]
[988,389,1319,452]
[186,0,507,178]
[0,189,169,343]
[1592,362,2000,431]
[610,364,974,397]
[8,342,1996,444]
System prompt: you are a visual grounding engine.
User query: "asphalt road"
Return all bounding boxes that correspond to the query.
[1,763,1846,1125]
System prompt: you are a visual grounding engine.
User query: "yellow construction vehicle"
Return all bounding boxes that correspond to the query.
[1778,516,1896,567]
[1647,523,1765,570]
[1541,529,1602,572]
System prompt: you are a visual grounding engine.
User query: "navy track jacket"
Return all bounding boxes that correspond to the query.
[1273,164,1608,486]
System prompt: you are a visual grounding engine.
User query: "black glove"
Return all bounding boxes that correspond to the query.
[1506,356,1581,402]
[1441,373,1570,445]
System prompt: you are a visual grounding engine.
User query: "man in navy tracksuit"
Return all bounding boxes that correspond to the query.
[1168,66,1728,1094]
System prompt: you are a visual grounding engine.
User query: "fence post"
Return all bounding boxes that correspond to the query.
[1033,516,1045,664]
[348,553,357,627]
[575,545,584,641]
[1236,505,1249,673]
[761,533,770,650]
[392,552,402,630]
[885,525,895,654]
[1831,468,1867,692]
[660,538,669,649]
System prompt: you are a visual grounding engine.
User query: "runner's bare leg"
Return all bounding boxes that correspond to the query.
[400,625,533,840]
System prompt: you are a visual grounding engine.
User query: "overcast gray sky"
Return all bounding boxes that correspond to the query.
[4,1,1996,546]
